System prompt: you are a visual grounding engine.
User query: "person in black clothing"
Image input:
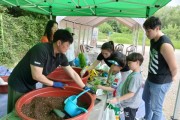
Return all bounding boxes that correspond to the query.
[80,41,130,82]
[7,29,92,113]
[142,16,178,120]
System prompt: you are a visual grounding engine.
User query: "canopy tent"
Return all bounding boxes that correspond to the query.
[57,16,145,29]
[0,0,170,18]
[1,1,180,119]
[56,16,146,54]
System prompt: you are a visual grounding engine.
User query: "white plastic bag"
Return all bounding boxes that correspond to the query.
[102,105,116,120]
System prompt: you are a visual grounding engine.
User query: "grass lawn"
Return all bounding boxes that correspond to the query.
[98,32,180,49]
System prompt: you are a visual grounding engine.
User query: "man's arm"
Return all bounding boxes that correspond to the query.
[161,43,178,81]
[30,64,53,86]
[63,66,85,88]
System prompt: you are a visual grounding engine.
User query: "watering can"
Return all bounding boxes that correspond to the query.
[64,89,90,117]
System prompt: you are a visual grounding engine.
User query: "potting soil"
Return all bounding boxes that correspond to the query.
[21,96,88,120]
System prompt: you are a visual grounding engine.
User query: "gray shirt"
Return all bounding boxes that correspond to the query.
[118,72,143,109]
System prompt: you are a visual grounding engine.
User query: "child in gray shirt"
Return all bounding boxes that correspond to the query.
[98,52,144,120]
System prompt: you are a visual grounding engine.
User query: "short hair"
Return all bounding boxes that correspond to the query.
[127,52,144,65]
[101,41,114,52]
[143,16,161,30]
[53,29,73,44]
[113,52,126,68]
[44,20,58,42]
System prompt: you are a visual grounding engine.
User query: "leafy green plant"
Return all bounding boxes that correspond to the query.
[93,78,101,85]
[78,52,87,68]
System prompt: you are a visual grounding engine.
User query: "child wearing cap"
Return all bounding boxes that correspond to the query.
[98,52,144,120]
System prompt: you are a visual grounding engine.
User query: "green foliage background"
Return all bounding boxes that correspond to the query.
[0,6,49,67]
[0,5,180,68]
[98,6,180,49]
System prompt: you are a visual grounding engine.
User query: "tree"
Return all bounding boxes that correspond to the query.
[107,19,121,33]
[98,22,113,34]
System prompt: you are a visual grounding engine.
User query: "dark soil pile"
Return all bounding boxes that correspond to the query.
[21,96,89,120]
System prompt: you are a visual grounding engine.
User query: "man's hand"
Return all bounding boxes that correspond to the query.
[83,86,96,94]
[53,82,66,89]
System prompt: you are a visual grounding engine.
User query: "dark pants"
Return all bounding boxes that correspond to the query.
[7,86,25,113]
[124,107,138,120]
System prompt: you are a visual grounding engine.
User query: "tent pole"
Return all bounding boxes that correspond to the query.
[86,27,90,45]
[90,27,94,47]
[142,29,146,55]
[171,79,180,120]
[83,26,86,45]
[78,25,81,53]
[135,25,140,51]
[50,14,52,20]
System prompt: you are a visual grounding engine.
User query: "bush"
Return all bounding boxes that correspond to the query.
[0,7,49,67]
[98,22,113,34]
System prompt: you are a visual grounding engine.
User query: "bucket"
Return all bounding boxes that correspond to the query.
[47,67,89,88]
[15,86,94,120]
[0,76,8,93]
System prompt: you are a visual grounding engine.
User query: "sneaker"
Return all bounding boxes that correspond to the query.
[135,117,146,120]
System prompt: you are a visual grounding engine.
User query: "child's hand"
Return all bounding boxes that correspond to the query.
[107,97,119,104]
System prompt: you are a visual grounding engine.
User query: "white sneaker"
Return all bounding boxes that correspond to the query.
[135,117,146,120]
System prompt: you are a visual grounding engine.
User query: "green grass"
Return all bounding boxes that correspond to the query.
[110,32,133,44]
[98,32,133,44]
[98,32,108,42]
[98,32,180,49]
[172,40,180,49]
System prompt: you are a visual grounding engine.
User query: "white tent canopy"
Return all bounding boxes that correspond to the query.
[57,16,145,29]
[56,16,146,54]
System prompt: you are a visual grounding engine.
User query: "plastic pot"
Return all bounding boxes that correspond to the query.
[47,67,89,88]
[15,86,94,120]
[0,76,8,93]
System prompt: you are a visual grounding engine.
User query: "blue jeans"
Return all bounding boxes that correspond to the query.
[142,80,171,120]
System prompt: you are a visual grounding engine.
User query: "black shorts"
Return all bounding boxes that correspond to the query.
[124,107,138,120]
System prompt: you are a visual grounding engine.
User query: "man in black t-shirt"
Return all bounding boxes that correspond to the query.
[7,29,91,113]
[142,16,177,120]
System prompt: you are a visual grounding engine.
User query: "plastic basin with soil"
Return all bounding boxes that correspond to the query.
[16,86,94,120]
[47,67,90,88]
[0,76,9,93]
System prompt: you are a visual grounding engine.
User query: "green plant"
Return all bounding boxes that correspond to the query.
[78,53,87,68]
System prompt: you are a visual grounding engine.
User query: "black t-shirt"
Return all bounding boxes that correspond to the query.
[97,51,129,72]
[8,43,69,93]
[147,35,173,84]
